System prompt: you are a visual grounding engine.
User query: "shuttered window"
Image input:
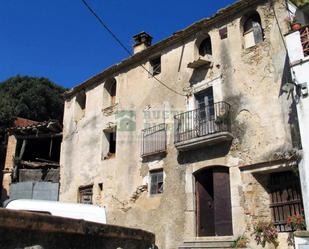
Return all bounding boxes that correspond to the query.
[269,171,303,232]
[78,185,93,204]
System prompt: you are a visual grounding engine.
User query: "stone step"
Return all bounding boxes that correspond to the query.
[179,239,235,249]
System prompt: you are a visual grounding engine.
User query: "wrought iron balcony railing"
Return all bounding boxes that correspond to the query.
[174,101,231,144]
[301,25,309,57]
[141,123,167,157]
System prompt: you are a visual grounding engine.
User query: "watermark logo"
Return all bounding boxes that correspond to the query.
[116,110,136,131]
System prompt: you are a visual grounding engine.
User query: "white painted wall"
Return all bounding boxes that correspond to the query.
[286,29,309,227]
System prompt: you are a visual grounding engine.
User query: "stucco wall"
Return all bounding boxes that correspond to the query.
[286,27,309,227]
[60,1,296,248]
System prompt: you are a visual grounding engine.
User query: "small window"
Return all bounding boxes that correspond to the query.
[78,185,93,204]
[74,91,86,121]
[110,81,116,106]
[149,169,163,195]
[109,131,116,155]
[199,37,212,56]
[103,130,116,159]
[103,78,117,109]
[242,12,263,48]
[219,27,228,40]
[150,56,161,76]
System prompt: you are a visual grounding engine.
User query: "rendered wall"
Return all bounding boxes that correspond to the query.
[60,1,296,248]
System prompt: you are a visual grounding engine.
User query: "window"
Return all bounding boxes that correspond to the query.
[103,130,116,159]
[149,169,163,195]
[109,131,116,155]
[219,27,228,40]
[103,78,117,108]
[74,91,86,121]
[110,81,116,106]
[269,171,303,232]
[78,185,93,204]
[150,56,161,76]
[242,12,263,48]
[199,36,212,56]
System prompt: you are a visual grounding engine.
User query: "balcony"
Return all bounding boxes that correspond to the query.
[174,102,233,151]
[141,123,167,157]
[301,25,309,57]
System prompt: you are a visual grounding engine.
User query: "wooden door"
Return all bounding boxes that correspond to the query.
[195,167,233,237]
[196,169,215,236]
[213,167,233,236]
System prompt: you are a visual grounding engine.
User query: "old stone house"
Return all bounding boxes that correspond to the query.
[60,0,304,248]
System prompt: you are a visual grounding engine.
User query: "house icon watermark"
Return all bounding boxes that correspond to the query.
[116,110,136,132]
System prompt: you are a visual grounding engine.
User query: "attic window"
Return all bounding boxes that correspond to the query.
[74,91,86,121]
[219,27,228,40]
[150,56,161,76]
[199,36,212,56]
[103,78,117,108]
[242,12,263,48]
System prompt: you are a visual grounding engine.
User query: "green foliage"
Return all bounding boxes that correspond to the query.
[0,75,66,128]
[291,0,309,7]
[252,221,279,248]
[231,235,248,248]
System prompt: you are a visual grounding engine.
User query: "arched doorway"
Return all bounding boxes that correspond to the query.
[195,166,233,236]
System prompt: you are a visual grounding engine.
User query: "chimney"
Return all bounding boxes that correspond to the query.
[132,32,153,54]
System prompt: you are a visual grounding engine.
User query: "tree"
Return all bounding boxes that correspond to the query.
[0,75,67,166]
[0,75,66,128]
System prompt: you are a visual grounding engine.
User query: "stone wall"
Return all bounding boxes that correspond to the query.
[2,135,17,200]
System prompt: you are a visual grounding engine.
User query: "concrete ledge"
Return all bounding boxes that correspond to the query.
[175,132,233,151]
[294,231,309,237]
[0,208,155,249]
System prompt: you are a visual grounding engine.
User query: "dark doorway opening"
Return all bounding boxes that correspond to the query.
[195,166,233,236]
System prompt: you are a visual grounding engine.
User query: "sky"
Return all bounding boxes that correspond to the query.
[0,0,236,89]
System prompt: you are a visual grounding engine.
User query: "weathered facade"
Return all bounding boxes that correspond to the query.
[60,0,304,248]
[2,119,62,202]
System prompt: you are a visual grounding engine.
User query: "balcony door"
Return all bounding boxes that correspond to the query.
[195,87,215,135]
[195,167,233,237]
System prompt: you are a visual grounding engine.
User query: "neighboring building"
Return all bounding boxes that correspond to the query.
[60,0,303,248]
[285,0,309,228]
[2,119,62,202]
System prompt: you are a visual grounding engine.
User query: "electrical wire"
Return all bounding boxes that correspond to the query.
[81,0,186,96]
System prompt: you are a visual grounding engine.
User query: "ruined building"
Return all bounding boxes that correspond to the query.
[60,0,305,248]
[2,118,62,201]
